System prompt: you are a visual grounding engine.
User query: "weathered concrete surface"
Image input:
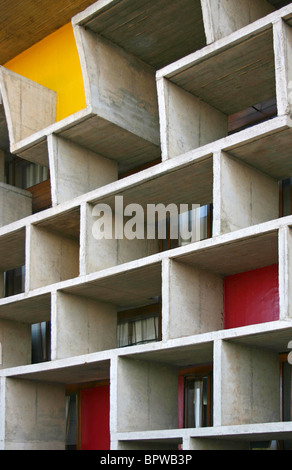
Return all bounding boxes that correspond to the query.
[0,67,56,146]
[214,151,279,235]
[116,357,178,433]
[52,291,117,360]
[201,0,275,43]
[0,183,32,228]
[28,225,79,290]
[0,377,66,450]
[0,320,31,369]
[167,260,223,340]
[48,135,118,206]
[217,341,280,426]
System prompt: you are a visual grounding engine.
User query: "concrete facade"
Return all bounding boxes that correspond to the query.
[0,0,292,450]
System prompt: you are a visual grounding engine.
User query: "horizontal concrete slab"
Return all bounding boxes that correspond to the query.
[73,0,207,69]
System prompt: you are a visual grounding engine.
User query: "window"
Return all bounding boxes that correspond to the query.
[4,153,51,213]
[279,178,292,217]
[117,304,161,348]
[159,204,213,252]
[178,365,213,429]
[228,97,277,135]
[31,321,51,363]
[4,266,25,297]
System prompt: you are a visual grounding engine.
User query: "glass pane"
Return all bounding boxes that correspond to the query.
[66,394,77,450]
[185,376,209,428]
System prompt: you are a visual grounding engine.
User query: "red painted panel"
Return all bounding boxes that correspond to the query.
[80,385,110,450]
[224,264,279,329]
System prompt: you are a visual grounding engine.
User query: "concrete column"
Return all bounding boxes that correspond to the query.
[48,134,118,206]
[219,340,280,426]
[84,201,159,274]
[116,357,178,433]
[273,19,292,116]
[28,224,79,290]
[51,291,117,360]
[215,151,279,235]
[157,77,227,160]
[167,260,223,340]
[201,0,274,44]
[1,378,66,450]
[0,319,31,368]
[0,183,32,228]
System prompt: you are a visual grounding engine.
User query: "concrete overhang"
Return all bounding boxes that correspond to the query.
[72,0,207,70]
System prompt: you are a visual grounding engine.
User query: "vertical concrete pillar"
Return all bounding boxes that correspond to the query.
[51,291,117,360]
[28,224,79,290]
[0,319,31,368]
[83,201,159,274]
[218,340,280,426]
[0,183,32,228]
[273,19,292,116]
[167,260,223,340]
[157,77,227,160]
[214,151,279,235]
[116,357,178,433]
[201,0,274,44]
[1,378,66,450]
[48,134,118,206]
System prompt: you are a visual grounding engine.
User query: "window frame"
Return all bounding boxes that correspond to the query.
[178,364,213,429]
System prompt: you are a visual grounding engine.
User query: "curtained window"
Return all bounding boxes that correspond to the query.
[117,304,161,348]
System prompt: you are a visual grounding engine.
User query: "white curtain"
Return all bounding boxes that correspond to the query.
[117,316,159,348]
[178,206,208,247]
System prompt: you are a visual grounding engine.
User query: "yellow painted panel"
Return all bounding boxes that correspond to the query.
[4,23,86,122]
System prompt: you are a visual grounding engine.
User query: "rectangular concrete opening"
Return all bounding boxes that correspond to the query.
[29,208,80,290]
[61,261,162,351]
[160,27,277,159]
[0,293,51,368]
[0,228,26,299]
